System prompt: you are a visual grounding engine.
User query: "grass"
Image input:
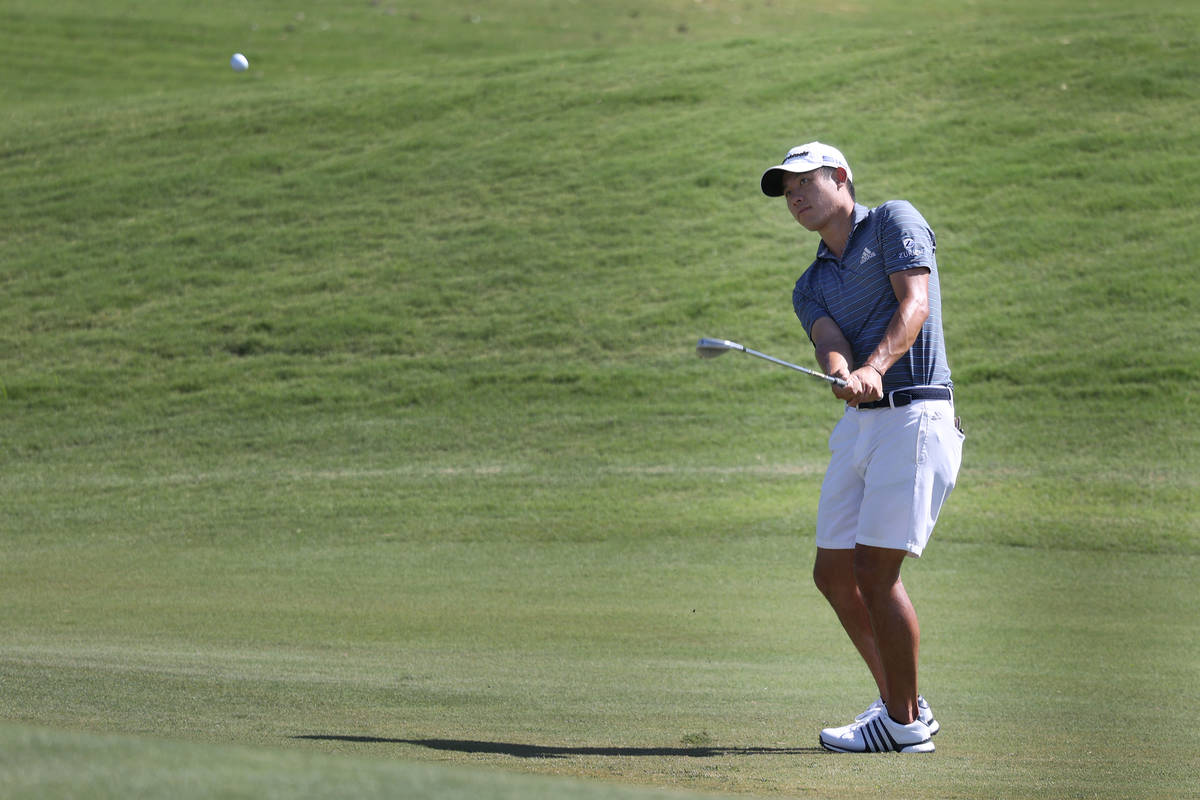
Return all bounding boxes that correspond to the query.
[2,725,747,800]
[2,0,1199,798]
[4,535,1197,797]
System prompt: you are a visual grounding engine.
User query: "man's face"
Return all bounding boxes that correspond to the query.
[782,169,842,231]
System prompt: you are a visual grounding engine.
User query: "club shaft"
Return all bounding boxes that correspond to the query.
[741,347,848,387]
[696,337,848,387]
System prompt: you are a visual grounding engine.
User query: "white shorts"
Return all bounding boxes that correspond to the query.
[815,399,963,557]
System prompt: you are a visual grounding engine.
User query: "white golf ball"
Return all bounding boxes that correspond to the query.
[230,53,249,72]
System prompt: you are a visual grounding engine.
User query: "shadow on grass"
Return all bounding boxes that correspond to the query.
[294,735,823,759]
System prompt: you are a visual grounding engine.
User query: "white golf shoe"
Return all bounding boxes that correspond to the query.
[855,695,939,736]
[820,709,935,753]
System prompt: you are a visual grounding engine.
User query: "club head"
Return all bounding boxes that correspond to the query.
[696,337,742,359]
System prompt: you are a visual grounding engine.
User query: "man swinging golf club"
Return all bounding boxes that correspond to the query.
[760,143,964,753]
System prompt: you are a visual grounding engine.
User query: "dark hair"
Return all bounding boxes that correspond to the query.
[822,166,855,202]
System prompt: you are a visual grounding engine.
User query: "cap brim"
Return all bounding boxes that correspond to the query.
[760,163,818,197]
[763,160,849,195]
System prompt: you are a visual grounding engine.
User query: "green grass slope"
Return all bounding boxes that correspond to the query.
[2,1,1198,799]
[4,0,1196,551]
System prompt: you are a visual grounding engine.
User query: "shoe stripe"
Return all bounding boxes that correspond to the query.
[867,719,888,752]
[860,723,875,752]
[873,718,901,752]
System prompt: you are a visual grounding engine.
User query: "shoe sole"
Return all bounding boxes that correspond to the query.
[820,739,935,754]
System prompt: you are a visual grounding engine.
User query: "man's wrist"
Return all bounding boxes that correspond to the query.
[865,362,886,377]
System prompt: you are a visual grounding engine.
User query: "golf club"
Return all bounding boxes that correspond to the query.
[696,337,848,387]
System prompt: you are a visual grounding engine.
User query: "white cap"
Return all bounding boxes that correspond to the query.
[760,142,853,197]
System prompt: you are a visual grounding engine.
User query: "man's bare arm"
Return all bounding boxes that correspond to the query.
[813,268,931,405]
[865,268,931,378]
[811,316,859,404]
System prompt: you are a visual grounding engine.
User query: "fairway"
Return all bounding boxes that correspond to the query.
[2,1,1198,799]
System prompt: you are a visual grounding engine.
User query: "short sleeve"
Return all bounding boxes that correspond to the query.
[877,201,936,274]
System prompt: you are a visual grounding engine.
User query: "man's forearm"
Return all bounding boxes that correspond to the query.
[811,317,856,378]
[864,297,927,376]
[865,268,931,376]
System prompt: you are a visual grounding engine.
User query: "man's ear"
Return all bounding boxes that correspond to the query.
[832,166,849,185]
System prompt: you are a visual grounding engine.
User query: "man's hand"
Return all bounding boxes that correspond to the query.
[831,365,884,406]
[830,368,858,404]
[851,365,884,405]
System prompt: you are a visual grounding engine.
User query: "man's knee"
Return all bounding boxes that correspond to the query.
[813,550,855,602]
[853,545,905,605]
[812,561,835,599]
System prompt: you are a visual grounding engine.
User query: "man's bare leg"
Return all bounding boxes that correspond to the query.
[853,544,920,724]
[812,547,887,698]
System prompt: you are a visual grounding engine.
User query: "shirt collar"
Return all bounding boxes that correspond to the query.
[815,203,871,261]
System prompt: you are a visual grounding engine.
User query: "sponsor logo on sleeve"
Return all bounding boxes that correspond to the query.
[902,237,926,257]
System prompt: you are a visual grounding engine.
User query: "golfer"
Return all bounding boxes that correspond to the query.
[760,143,963,753]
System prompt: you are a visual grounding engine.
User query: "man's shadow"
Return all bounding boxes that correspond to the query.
[294,735,822,759]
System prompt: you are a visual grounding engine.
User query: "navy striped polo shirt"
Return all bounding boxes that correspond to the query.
[792,200,952,391]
